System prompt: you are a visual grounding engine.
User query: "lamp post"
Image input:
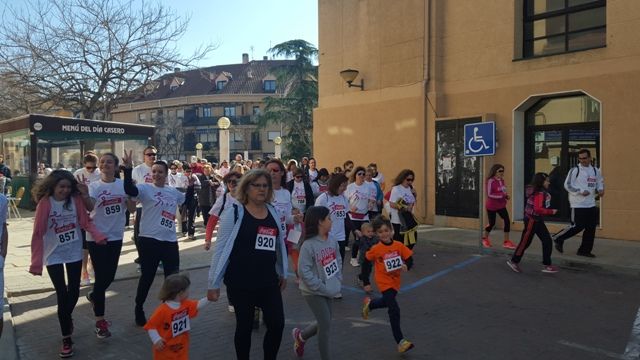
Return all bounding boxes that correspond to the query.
[273,136,282,159]
[218,116,231,164]
[195,142,203,159]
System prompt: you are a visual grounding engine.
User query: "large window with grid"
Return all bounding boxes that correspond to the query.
[524,0,606,58]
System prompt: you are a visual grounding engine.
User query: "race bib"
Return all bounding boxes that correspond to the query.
[160,210,175,229]
[296,195,306,206]
[322,257,339,279]
[171,310,190,337]
[587,177,597,188]
[384,254,403,272]
[102,198,122,217]
[55,224,79,244]
[255,226,277,251]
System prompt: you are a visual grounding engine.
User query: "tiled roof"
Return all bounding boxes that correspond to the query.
[133,60,295,102]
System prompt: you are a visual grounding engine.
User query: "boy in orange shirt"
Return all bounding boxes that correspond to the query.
[144,273,210,360]
[362,216,414,353]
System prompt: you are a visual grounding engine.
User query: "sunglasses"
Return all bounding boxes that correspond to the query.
[269,168,281,173]
[497,169,504,173]
[145,153,157,157]
[250,183,269,189]
[406,178,415,182]
[295,175,303,179]
[356,172,365,176]
[170,167,177,170]
[578,157,589,160]
[85,166,97,170]
[228,179,238,186]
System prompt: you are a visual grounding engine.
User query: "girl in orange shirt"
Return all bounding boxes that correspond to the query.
[362,216,415,354]
[144,273,210,360]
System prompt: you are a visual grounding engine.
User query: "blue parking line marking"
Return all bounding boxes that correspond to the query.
[400,255,482,292]
[289,255,482,294]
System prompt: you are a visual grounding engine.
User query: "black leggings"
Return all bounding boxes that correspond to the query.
[47,260,82,337]
[338,240,346,266]
[369,289,404,343]
[358,260,373,286]
[227,285,284,360]
[485,208,511,233]
[181,199,197,235]
[87,240,122,317]
[511,217,552,266]
[200,205,212,229]
[350,220,367,259]
[133,208,142,258]
[135,237,179,310]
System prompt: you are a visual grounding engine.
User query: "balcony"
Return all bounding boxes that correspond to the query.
[182,114,257,127]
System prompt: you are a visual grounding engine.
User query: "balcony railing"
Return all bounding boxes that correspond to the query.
[182,114,257,127]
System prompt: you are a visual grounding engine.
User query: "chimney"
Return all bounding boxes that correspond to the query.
[242,53,249,64]
[174,67,181,73]
[263,56,268,60]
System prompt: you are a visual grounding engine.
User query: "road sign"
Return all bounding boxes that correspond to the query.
[464,121,495,156]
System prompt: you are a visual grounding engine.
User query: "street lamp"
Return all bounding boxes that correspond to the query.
[195,142,203,159]
[273,136,282,159]
[218,116,231,164]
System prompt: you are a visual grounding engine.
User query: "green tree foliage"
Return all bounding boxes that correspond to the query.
[260,39,317,160]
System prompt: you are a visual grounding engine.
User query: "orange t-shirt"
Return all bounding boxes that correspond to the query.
[144,299,199,360]
[365,240,413,292]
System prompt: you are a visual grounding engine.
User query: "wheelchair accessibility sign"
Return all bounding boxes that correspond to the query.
[464,122,495,156]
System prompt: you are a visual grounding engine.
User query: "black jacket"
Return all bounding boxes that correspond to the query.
[286,179,315,213]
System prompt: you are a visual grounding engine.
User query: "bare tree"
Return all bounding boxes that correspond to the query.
[0,0,216,119]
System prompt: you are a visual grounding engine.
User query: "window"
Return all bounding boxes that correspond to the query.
[224,106,236,117]
[232,131,244,142]
[253,106,261,115]
[263,80,276,92]
[216,80,227,90]
[177,109,184,119]
[151,111,158,123]
[196,127,218,143]
[267,131,280,141]
[203,106,212,118]
[523,0,606,58]
[138,113,146,123]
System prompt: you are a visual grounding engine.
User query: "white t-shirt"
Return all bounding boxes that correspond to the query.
[315,192,349,241]
[291,181,307,212]
[208,192,239,217]
[88,179,129,241]
[45,198,83,266]
[132,163,153,184]
[272,188,293,235]
[168,172,188,189]
[345,182,376,221]
[389,185,416,224]
[136,184,185,241]
[308,169,318,182]
[311,181,329,198]
[73,168,101,185]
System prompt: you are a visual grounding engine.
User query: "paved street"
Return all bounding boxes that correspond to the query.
[6,236,640,359]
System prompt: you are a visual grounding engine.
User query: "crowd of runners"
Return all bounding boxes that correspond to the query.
[0,145,604,359]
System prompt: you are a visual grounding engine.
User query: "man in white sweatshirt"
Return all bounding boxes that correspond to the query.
[553,149,604,257]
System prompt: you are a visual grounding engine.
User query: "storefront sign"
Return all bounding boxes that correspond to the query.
[29,115,153,138]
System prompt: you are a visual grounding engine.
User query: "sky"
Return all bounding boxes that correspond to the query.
[161,0,318,66]
[0,0,318,67]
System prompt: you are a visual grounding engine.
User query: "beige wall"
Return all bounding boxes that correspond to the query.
[316,0,640,240]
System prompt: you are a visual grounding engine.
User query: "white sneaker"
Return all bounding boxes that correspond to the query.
[350,258,360,267]
[228,305,235,313]
[333,293,343,299]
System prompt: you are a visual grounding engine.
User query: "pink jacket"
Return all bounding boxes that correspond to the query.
[30,195,107,275]
[485,177,508,211]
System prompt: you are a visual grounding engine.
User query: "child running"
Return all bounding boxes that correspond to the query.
[291,206,342,359]
[507,172,559,274]
[356,222,377,293]
[144,273,209,360]
[362,215,415,354]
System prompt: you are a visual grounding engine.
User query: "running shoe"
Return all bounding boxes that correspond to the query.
[506,260,522,273]
[363,284,372,293]
[292,328,305,357]
[80,275,91,287]
[554,238,564,253]
[482,237,492,248]
[397,339,415,353]
[253,308,260,330]
[350,258,360,267]
[576,252,596,258]
[135,307,146,327]
[503,240,516,250]
[361,296,371,320]
[59,337,73,358]
[95,319,112,339]
[333,293,342,299]
[228,305,235,313]
[541,265,559,273]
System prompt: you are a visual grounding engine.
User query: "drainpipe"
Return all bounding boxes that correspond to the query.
[422,0,431,224]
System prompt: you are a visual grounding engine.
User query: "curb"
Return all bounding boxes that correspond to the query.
[1,296,19,360]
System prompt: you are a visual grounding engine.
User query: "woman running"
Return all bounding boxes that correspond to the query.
[482,164,516,249]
